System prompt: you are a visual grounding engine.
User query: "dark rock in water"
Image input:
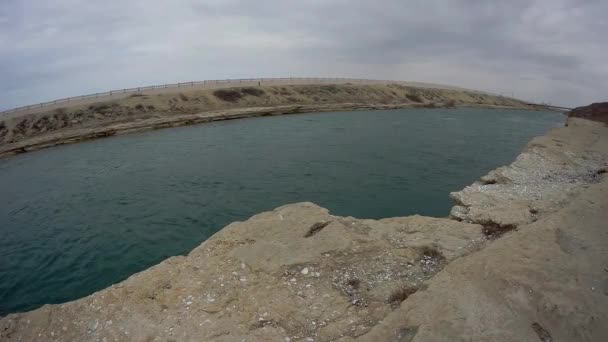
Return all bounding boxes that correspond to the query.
[568,102,608,124]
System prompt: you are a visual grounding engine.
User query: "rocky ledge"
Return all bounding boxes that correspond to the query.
[1,105,607,341]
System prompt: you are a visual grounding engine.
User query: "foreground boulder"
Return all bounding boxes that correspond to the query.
[1,116,607,342]
[0,205,484,341]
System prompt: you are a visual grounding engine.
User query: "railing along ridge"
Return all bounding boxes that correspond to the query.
[0,77,503,118]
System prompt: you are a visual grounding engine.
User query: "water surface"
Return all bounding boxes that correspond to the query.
[0,108,563,314]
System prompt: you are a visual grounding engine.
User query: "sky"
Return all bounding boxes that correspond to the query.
[0,0,606,110]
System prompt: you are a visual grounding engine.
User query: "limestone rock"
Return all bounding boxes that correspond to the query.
[449,118,608,228]
[0,203,483,342]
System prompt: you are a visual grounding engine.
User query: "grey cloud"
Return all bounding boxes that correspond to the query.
[0,0,606,109]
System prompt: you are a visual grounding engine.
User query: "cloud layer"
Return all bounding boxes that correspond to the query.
[1,0,606,109]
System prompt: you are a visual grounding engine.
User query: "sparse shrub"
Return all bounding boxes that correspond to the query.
[406,94,423,103]
[277,88,292,96]
[135,104,145,111]
[0,122,7,140]
[444,100,456,108]
[240,87,265,97]
[213,89,243,102]
[146,105,155,110]
[319,85,339,93]
[89,104,113,113]
[13,117,33,135]
[179,93,189,101]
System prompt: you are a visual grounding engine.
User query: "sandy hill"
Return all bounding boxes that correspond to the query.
[0,82,540,159]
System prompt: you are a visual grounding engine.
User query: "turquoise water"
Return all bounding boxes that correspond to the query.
[0,108,562,315]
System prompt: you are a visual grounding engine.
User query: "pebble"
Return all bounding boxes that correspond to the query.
[301,268,309,275]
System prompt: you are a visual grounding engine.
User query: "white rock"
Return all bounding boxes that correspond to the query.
[301,267,309,275]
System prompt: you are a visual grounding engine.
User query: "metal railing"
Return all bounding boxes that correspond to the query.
[0,77,486,119]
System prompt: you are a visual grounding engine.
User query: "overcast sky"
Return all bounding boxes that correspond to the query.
[1,0,606,110]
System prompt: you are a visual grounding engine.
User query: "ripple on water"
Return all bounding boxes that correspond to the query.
[0,108,563,315]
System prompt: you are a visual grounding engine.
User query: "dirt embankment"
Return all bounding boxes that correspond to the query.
[1,106,607,341]
[0,83,538,159]
[568,102,608,124]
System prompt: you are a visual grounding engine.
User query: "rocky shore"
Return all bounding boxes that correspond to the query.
[1,104,606,342]
[0,83,541,159]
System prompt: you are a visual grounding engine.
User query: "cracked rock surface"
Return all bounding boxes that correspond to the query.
[0,205,483,341]
[450,117,608,229]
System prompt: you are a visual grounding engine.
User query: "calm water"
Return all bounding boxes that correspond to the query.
[0,108,562,315]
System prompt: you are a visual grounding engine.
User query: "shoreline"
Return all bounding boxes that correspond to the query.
[0,83,550,160]
[0,102,550,160]
[1,112,606,340]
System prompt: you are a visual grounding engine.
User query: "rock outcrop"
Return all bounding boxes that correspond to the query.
[449,117,608,230]
[1,116,607,342]
[568,102,608,124]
